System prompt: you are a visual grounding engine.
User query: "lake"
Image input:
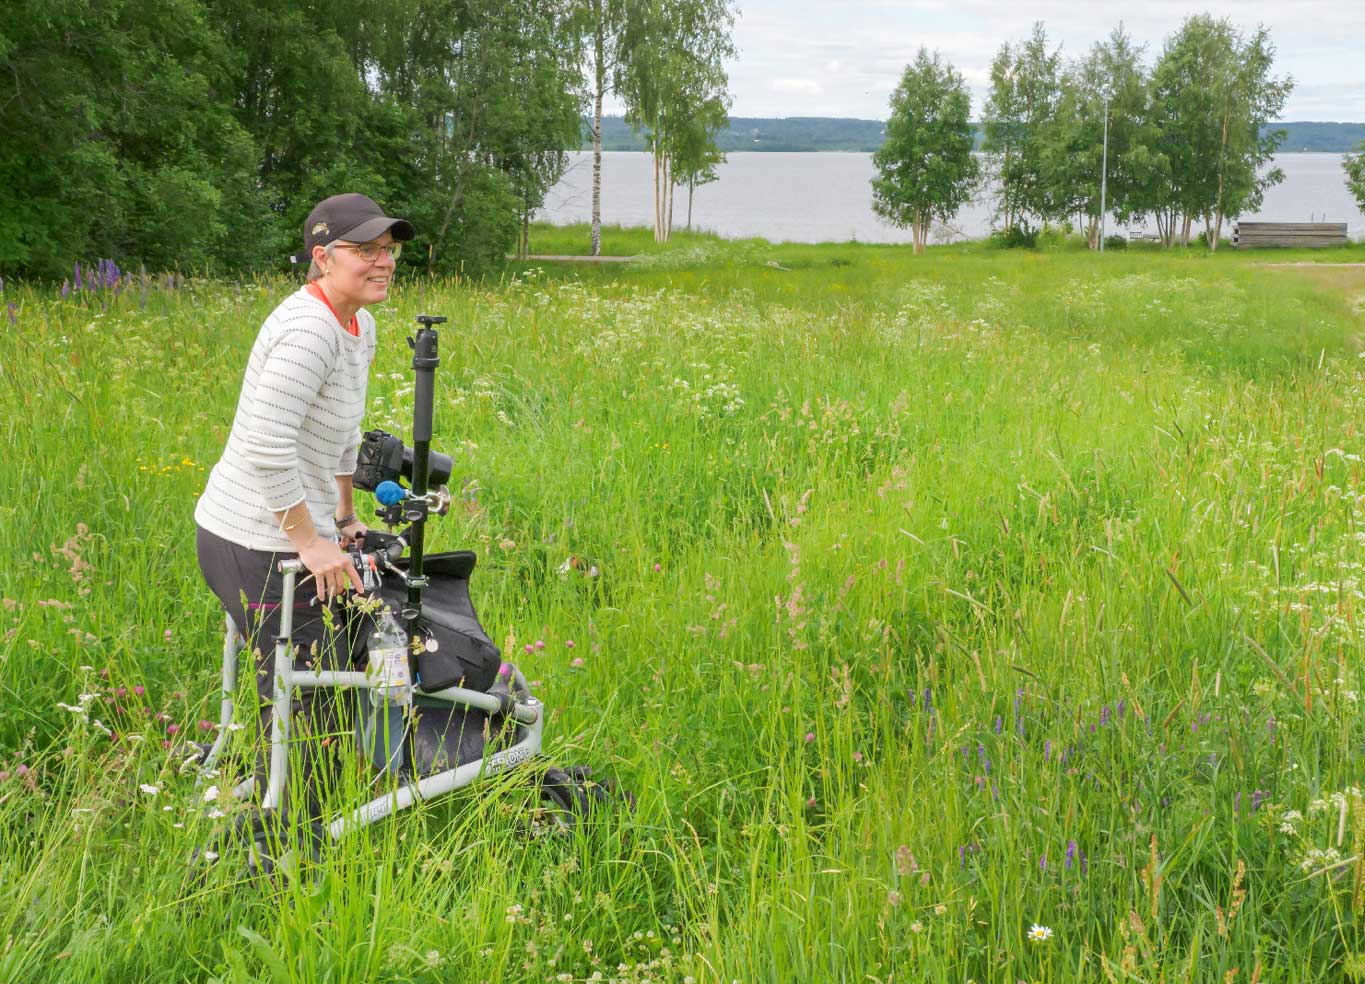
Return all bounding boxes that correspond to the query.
[537,151,1365,245]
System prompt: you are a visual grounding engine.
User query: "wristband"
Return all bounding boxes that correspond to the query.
[336,513,359,529]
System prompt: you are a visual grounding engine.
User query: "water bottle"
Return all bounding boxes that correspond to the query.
[367,609,413,707]
[361,609,411,772]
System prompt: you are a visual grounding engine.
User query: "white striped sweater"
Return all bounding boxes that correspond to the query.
[195,287,376,552]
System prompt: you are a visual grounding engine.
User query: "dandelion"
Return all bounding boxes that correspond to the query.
[1028,924,1053,942]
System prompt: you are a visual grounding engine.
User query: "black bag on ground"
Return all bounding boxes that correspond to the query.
[370,551,502,693]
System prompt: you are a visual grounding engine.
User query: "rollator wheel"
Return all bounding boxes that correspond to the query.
[526,765,635,836]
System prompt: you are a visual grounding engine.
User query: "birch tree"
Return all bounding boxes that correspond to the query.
[1346,144,1365,213]
[585,0,627,255]
[870,49,979,254]
[1148,16,1291,248]
[616,0,735,243]
[981,24,1063,233]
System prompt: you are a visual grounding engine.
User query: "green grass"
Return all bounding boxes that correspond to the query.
[4,230,1365,981]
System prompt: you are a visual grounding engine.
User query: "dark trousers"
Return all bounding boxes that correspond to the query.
[196,525,362,816]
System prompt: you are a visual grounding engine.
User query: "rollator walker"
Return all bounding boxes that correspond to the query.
[198,314,616,871]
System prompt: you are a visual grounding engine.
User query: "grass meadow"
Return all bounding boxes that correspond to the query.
[3,228,1365,982]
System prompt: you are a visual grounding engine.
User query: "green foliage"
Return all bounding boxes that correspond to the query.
[1102,233,1129,250]
[1147,15,1293,248]
[615,0,735,241]
[0,0,263,278]
[871,49,980,253]
[0,0,588,281]
[1345,143,1365,214]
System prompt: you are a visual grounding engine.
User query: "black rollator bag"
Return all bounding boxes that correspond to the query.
[355,551,502,693]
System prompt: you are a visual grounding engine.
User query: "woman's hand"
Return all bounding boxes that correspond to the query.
[337,516,370,550]
[299,535,364,601]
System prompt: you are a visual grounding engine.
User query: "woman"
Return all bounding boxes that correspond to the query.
[194,193,414,799]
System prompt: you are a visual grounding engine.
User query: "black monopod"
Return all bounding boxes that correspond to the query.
[401,314,446,651]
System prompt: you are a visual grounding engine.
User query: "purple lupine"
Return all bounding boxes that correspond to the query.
[959,845,967,867]
[1044,739,1052,763]
[5,303,15,326]
[1252,790,1265,812]
[61,279,71,300]
[994,715,1002,734]
[1039,852,1047,872]
[74,262,84,292]
[1100,705,1111,727]
[1117,699,1127,719]
[922,687,933,711]
[1065,840,1077,870]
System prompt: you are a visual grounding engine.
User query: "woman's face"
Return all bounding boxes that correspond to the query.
[318,230,398,309]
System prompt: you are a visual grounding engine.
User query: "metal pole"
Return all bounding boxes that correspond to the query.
[1099,92,1110,253]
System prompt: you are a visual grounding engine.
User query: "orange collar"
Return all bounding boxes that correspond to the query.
[305,282,359,336]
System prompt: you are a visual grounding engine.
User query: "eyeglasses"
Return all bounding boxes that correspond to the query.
[332,241,403,263]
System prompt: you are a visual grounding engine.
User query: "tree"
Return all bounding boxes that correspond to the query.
[616,0,735,243]
[1047,28,1160,248]
[1346,143,1365,214]
[0,0,263,278]
[870,49,979,254]
[585,0,628,255]
[669,93,727,232]
[981,24,1065,232]
[1147,16,1291,248]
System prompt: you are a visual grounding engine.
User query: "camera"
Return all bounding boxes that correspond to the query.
[353,429,453,492]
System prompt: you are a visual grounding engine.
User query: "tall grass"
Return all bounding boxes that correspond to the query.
[2,234,1365,981]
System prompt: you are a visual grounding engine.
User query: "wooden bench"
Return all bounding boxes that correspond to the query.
[1232,222,1348,249]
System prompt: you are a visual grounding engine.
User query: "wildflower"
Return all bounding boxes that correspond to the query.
[534,639,545,651]
[570,657,584,668]
[909,920,924,933]
[524,644,534,655]
[1065,840,1077,870]
[654,563,662,572]
[164,629,172,641]
[140,783,160,795]
[203,850,219,862]
[198,719,213,732]
[1028,924,1053,942]
[564,639,576,649]
[166,723,180,735]
[203,785,220,803]
[804,732,815,744]
[887,890,903,906]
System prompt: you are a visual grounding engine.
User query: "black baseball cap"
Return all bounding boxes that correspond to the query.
[290,193,415,264]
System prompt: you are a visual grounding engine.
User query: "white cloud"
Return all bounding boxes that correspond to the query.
[772,78,824,95]
[728,0,1365,120]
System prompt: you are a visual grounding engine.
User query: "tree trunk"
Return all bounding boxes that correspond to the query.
[687,177,694,231]
[652,142,664,243]
[590,0,604,257]
[665,158,674,242]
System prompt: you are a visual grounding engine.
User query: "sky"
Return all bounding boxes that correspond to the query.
[632,0,1364,122]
